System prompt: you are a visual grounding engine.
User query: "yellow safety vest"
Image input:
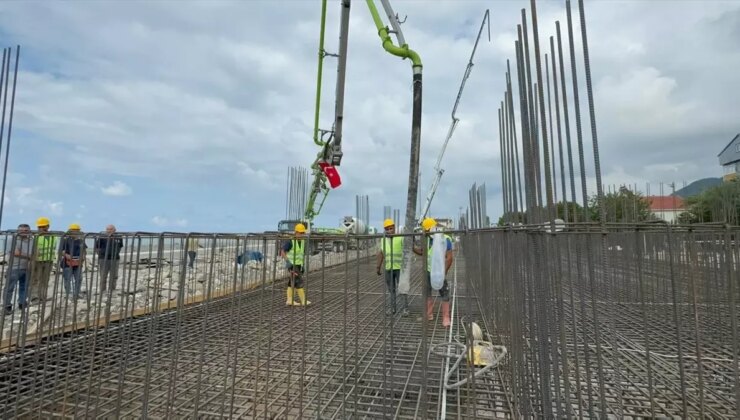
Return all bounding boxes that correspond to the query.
[382,236,404,270]
[289,239,305,266]
[35,235,57,262]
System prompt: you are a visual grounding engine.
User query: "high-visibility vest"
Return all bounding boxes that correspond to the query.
[427,234,453,272]
[35,235,57,262]
[382,236,404,270]
[289,239,305,266]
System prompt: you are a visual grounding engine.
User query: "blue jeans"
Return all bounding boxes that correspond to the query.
[3,269,28,309]
[63,267,83,298]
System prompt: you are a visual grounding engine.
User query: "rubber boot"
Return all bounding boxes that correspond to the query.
[441,301,451,327]
[296,288,311,306]
[285,287,294,306]
[426,297,434,321]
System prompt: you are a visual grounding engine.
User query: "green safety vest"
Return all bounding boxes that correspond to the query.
[427,234,453,272]
[382,236,404,270]
[289,239,305,266]
[35,235,57,262]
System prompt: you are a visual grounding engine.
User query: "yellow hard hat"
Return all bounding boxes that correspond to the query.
[36,216,50,228]
[383,219,395,228]
[421,217,437,232]
[295,223,306,233]
[68,223,81,231]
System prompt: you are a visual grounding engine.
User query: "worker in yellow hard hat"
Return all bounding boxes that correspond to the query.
[376,219,405,316]
[280,222,310,306]
[60,223,87,299]
[414,217,454,327]
[30,216,57,303]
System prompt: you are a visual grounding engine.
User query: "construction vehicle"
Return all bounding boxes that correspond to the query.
[303,0,351,224]
[276,219,346,253]
[339,216,375,250]
[419,10,490,222]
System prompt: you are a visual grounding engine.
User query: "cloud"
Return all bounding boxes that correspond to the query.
[151,216,188,228]
[101,181,132,196]
[3,186,64,219]
[0,0,737,231]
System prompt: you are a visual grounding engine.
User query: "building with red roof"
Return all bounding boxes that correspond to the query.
[646,195,685,223]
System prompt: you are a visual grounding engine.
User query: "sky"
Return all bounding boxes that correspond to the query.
[0,0,737,233]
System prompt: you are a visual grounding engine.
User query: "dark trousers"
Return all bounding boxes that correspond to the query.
[385,269,399,312]
[99,259,119,292]
[288,265,304,289]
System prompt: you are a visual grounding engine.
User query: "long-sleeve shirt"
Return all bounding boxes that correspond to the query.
[95,237,124,260]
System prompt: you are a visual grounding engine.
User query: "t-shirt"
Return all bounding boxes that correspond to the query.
[282,240,293,253]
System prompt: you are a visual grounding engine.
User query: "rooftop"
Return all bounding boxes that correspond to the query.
[646,195,686,211]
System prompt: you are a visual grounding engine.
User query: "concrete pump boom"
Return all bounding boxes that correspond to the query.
[419,10,490,221]
[305,0,351,223]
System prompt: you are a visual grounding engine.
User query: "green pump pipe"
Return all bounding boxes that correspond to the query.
[365,0,424,323]
[365,0,422,69]
[312,0,329,146]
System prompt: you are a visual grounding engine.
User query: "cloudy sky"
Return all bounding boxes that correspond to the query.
[0,0,737,232]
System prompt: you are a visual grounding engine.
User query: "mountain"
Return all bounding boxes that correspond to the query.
[674,178,722,198]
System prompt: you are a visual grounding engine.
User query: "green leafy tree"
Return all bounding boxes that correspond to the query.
[555,201,585,223]
[588,186,654,223]
[679,180,740,224]
[497,211,527,226]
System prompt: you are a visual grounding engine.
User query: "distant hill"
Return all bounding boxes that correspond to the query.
[674,178,722,198]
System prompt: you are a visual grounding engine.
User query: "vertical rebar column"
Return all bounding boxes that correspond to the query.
[506,62,524,220]
[530,0,555,227]
[550,36,568,222]
[515,35,535,219]
[545,53,557,207]
[521,10,543,215]
[556,22,579,222]
[0,46,18,229]
[577,0,605,221]
[499,107,509,220]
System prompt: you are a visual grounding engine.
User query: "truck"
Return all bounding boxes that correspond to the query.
[276,219,347,253]
[340,216,379,250]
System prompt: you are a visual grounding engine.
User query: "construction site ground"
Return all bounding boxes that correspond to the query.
[1,251,513,419]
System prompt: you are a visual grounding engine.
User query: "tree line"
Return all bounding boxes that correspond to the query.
[497,180,740,226]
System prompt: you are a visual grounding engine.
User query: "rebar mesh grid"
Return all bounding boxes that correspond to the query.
[464,225,739,418]
[0,231,509,419]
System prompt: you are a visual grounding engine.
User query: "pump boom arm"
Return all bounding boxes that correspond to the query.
[305,0,352,223]
[419,10,490,221]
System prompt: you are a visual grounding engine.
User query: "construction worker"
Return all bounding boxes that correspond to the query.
[95,224,124,293]
[280,223,310,306]
[4,224,32,314]
[60,223,87,299]
[376,219,405,315]
[414,217,454,327]
[30,216,57,303]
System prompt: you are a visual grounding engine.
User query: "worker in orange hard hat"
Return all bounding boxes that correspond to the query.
[280,222,310,306]
[414,217,454,327]
[376,219,405,316]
